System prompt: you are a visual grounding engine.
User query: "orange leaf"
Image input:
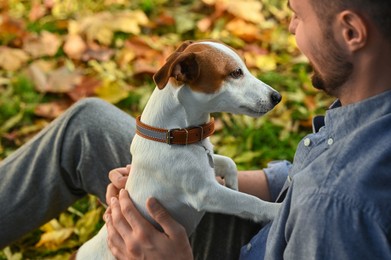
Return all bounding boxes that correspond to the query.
[63,34,87,60]
[67,76,102,101]
[226,18,261,42]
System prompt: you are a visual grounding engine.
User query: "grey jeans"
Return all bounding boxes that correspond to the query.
[0,98,260,259]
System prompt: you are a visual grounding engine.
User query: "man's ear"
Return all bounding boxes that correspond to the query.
[153,45,200,89]
[338,10,367,52]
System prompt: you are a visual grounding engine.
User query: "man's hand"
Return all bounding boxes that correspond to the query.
[106,165,130,206]
[104,189,193,260]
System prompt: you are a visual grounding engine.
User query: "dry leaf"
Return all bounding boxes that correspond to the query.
[29,64,81,93]
[226,18,261,42]
[29,1,46,21]
[0,14,26,46]
[81,46,114,62]
[46,66,81,93]
[0,46,29,71]
[226,0,264,24]
[23,31,62,58]
[63,34,87,60]
[78,10,149,45]
[34,100,73,119]
[202,0,264,24]
[67,76,102,101]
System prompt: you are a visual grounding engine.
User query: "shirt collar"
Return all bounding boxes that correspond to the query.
[324,90,391,137]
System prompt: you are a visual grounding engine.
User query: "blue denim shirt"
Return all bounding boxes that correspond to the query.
[240,90,391,259]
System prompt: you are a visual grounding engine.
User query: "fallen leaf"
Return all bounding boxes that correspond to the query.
[67,76,102,101]
[35,228,74,250]
[81,46,114,62]
[2,247,23,260]
[201,0,264,24]
[29,1,47,21]
[226,18,261,42]
[95,80,129,104]
[23,31,62,58]
[0,110,24,134]
[226,0,264,24]
[95,82,129,104]
[63,34,87,60]
[78,10,149,45]
[28,63,48,92]
[75,208,103,243]
[0,14,26,46]
[46,66,81,93]
[255,54,277,72]
[0,46,29,71]
[34,100,73,119]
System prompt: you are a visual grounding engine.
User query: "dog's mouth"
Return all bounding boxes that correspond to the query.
[239,106,269,117]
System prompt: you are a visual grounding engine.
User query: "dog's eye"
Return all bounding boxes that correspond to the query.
[229,68,243,79]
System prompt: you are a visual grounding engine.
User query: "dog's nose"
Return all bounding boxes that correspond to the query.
[271,91,282,105]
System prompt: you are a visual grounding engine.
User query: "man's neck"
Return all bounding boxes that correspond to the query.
[337,44,391,106]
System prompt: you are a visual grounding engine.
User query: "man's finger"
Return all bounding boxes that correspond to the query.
[105,208,127,260]
[109,168,129,189]
[146,197,187,238]
[118,189,153,233]
[110,195,134,236]
[106,183,119,206]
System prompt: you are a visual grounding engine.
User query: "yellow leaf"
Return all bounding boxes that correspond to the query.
[226,0,264,24]
[112,10,149,34]
[2,247,23,260]
[95,81,129,104]
[40,219,63,233]
[0,46,29,71]
[255,54,277,72]
[75,208,103,243]
[35,228,74,250]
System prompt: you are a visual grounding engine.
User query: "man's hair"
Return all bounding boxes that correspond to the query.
[310,0,391,44]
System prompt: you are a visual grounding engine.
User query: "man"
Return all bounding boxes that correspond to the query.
[104,0,391,259]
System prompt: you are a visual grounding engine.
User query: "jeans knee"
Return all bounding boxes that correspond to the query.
[69,98,114,127]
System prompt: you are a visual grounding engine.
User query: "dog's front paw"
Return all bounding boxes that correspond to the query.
[224,175,238,190]
[213,155,238,190]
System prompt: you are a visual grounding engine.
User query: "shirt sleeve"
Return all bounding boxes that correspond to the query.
[263,160,291,201]
[283,192,391,259]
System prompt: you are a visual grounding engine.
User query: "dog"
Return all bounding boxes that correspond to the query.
[75,40,282,259]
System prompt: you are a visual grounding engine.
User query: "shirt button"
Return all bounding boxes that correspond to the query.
[246,243,252,251]
[304,138,311,147]
[327,138,334,145]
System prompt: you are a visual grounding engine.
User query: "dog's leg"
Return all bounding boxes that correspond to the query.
[190,182,281,223]
[213,154,238,190]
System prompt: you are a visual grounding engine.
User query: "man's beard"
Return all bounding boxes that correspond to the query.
[311,61,353,96]
[309,31,354,96]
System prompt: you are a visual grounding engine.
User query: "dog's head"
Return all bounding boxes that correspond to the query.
[153,40,281,117]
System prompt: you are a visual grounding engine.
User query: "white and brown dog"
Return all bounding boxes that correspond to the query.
[76,40,282,259]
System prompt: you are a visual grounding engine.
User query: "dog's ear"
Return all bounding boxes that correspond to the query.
[172,53,200,84]
[153,41,196,89]
[174,40,193,53]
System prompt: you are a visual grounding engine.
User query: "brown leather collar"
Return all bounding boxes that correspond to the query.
[136,116,215,145]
